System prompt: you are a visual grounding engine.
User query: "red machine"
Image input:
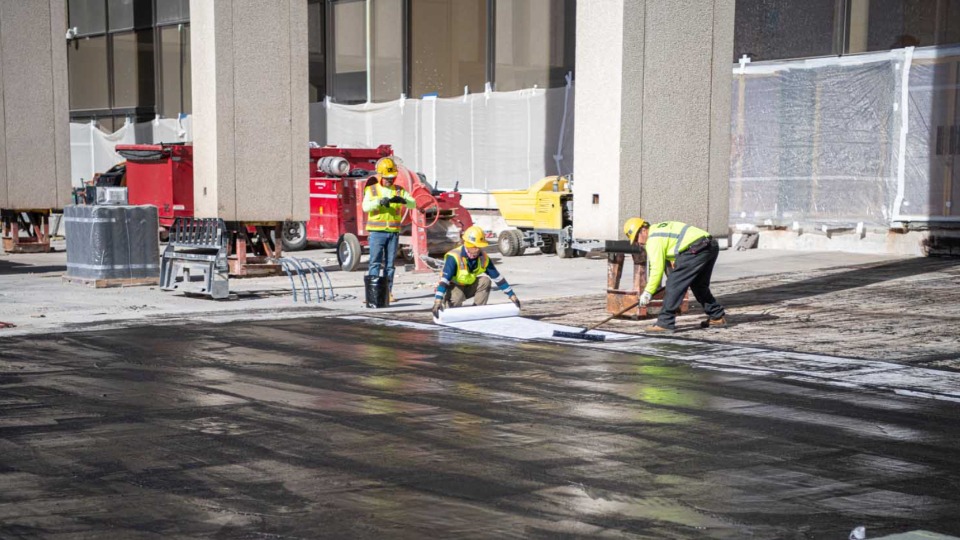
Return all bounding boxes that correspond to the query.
[282,144,472,273]
[118,142,472,273]
[115,143,194,232]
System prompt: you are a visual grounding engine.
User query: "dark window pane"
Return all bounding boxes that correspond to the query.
[308,0,326,101]
[411,0,487,98]
[331,0,368,104]
[847,0,960,53]
[68,36,109,110]
[69,0,107,36]
[108,0,153,31]
[734,0,842,61]
[371,0,403,101]
[156,0,190,25]
[113,30,155,108]
[495,0,575,91]
[160,24,191,115]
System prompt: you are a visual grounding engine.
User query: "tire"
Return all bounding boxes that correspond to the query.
[540,234,557,254]
[510,229,527,256]
[498,229,522,257]
[281,220,308,251]
[337,233,362,271]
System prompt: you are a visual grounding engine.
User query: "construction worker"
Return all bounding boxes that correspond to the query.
[362,157,415,306]
[624,218,727,332]
[432,225,521,318]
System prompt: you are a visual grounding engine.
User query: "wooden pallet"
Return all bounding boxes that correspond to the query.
[62,275,159,289]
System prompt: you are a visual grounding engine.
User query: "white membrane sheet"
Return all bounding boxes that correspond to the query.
[434,305,635,342]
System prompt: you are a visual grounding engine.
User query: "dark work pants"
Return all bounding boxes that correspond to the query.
[656,239,725,329]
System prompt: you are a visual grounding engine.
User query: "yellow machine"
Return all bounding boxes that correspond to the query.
[492,176,598,257]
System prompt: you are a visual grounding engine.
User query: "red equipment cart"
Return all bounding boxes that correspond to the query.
[115,143,194,234]
[282,144,473,273]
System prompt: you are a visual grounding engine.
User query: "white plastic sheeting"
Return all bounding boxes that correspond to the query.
[320,83,575,194]
[731,46,960,227]
[69,116,192,187]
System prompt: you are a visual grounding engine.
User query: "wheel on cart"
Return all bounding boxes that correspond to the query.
[337,233,362,271]
[281,220,308,251]
[498,229,524,257]
[541,234,557,254]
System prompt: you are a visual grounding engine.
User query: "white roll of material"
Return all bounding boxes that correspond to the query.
[434,303,520,324]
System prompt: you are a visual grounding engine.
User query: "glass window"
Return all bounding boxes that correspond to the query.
[411,0,487,98]
[113,30,155,108]
[847,0,960,53]
[331,0,368,104]
[160,24,191,115]
[495,0,575,91]
[69,0,107,36]
[308,0,326,102]
[68,36,110,110]
[371,0,403,101]
[108,0,152,31]
[734,0,843,61]
[156,0,190,25]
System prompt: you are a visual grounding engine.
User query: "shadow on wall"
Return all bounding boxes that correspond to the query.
[720,256,960,308]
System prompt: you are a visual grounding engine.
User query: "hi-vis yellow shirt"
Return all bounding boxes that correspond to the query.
[362,181,415,233]
[643,221,710,295]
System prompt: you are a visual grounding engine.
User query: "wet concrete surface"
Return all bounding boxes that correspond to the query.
[2,317,959,539]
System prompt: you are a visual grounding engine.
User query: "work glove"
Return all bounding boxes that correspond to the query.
[509,294,521,310]
[638,291,652,307]
[431,300,443,319]
[389,195,407,204]
[379,197,392,207]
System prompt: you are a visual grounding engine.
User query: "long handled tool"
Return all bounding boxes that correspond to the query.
[552,287,664,342]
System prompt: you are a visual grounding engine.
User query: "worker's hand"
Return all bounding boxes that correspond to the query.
[379,197,392,207]
[389,195,407,204]
[638,291,652,307]
[431,300,443,319]
[509,294,521,310]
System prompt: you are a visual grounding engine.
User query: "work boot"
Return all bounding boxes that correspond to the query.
[389,292,396,303]
[643,325,674,334]
[700,317,728,329]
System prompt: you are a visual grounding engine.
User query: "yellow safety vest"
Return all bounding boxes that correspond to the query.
[445,248,489,286]
[643,221,711,295]
[365,184,407,233]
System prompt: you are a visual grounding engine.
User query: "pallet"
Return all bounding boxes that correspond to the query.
[62,275,159,289]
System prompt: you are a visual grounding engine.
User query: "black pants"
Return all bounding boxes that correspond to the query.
[656,238,725,329]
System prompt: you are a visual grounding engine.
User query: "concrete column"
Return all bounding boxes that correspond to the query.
[190,0,309,221]
[573,0,734,240]
[0,0,71,210]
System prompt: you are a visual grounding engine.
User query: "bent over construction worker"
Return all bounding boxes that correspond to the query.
[432,225,521,318]
[624,218,726,332]
[362,157,415,305]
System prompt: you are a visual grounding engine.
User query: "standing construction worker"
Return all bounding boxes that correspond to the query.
[432,225,521,318]
[362,157,415,307]
[624,218,727,332]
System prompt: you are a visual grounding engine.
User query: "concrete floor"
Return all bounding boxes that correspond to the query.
[2,243,960,538]
[2,318,959,538]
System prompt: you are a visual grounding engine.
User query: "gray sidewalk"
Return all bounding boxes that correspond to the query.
[3,243,958,371]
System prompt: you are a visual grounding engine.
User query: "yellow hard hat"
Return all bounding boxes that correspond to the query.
[623,217,648,243]
[375,157,398,178]
[462,225,489,248]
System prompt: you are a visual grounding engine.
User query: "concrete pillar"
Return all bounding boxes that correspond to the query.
[573,0,734,240]
[190,0,309,221]
[0,0,71,210]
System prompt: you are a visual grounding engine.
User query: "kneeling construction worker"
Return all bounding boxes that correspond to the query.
[624,218,726,332]
[432,225,521,318]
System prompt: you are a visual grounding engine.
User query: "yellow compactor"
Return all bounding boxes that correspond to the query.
[491,176,599,257]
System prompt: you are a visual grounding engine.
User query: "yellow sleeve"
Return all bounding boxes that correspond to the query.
[361,185,380,212]
[644,239,667,295]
